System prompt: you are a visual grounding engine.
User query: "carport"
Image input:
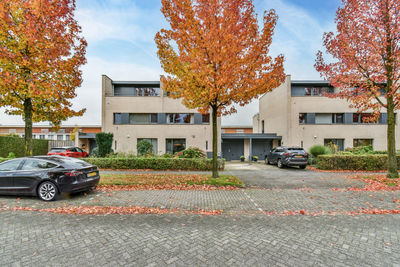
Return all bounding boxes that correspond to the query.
[221,133,281,161]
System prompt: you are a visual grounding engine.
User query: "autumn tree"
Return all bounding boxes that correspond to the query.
[0,0,87,156]
[155,0,285,177]
[315,0,400,178]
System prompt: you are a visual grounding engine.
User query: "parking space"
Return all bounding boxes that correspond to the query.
[224,162,365,189]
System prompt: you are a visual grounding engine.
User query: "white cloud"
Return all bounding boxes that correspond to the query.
[0,0,338,128]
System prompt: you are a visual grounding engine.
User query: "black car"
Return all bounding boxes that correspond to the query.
[265,147,308,169]
[0,156,100,201]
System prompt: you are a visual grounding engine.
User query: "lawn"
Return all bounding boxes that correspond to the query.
[98,173,243,190]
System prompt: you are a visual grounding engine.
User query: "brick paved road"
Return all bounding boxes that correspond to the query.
[0,164,400,266]
[0,212,399,266]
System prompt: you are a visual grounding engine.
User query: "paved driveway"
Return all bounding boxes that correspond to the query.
[224,162,365,189]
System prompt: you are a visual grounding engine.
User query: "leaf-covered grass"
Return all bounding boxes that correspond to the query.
[99,173,243,188]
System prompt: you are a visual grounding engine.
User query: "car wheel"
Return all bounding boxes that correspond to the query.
[277,159,284,168]
[38,181,58,201]
[265,157,270,165]
[299,165,306,169]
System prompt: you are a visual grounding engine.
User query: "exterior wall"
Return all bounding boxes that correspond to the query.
[256,75,291,145]
[102,76,221,155]
[252,114,260,133]
[258,75,399,151]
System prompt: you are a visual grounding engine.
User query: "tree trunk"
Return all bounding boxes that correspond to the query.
[211,105,219,178]
[24,98,33,156]
[387,98,398,178]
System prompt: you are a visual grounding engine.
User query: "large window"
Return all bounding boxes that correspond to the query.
[137,138,158,154]
[324,139,345,151]
[114,113,158,125]
[167,113,193,124]
[353,113,375,123]
[291,86,334,96]
[114,86,160,96]
[315,113,332,124]
[166,139,186,154]
[353,139,373,147]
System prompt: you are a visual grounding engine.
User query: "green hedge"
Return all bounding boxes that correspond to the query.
[317,154,400,171]
[84,157,225,171]
[0,136,48,157]
[0,158,7,163]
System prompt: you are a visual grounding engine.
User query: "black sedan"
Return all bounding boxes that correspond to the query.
[0,156,100,201]
[265,146,309,169]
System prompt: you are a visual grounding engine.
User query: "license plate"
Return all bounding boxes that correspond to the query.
[87,172,97,177]
[295,155,303,158]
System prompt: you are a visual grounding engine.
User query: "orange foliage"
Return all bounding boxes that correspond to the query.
[0,1,87,135]
[156,0,285,115]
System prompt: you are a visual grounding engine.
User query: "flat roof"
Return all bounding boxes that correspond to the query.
[112,81,161,86]
[291,80,331,86]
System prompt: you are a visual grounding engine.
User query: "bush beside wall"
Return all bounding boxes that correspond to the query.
[317,154,400,171]
[85,157,225,171]
[0,136,48,157]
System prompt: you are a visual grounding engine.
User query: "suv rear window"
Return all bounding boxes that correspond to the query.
[287,148,306,152]
[50,148,66,152]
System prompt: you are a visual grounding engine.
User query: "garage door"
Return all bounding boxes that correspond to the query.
[222,139,244,161]
[252,140,272,160]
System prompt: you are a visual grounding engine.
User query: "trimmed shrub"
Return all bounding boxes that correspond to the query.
[0,136,48,157]
[317,154,400,171]
[180,147,206,158]
[0,158,7,163]
[309,144,330,158]
[84,157,225,171]
[345,145,374,155]
[137,140,153,156]
[95,133,113,157]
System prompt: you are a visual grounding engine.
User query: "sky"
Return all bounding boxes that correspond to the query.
[0,0,341,126]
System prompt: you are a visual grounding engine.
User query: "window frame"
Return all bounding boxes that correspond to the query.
[113,86,161,97]
[166,138,186,154]
[167,113,193,124]
[324,138,345,151]
[353,138,374,147]
[114,113,158,125]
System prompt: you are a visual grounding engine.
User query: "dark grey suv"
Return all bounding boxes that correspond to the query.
[265,147,308,169]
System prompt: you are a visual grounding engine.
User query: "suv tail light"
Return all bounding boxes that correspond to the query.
[284,153,294,156]
[65,171,83,177]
